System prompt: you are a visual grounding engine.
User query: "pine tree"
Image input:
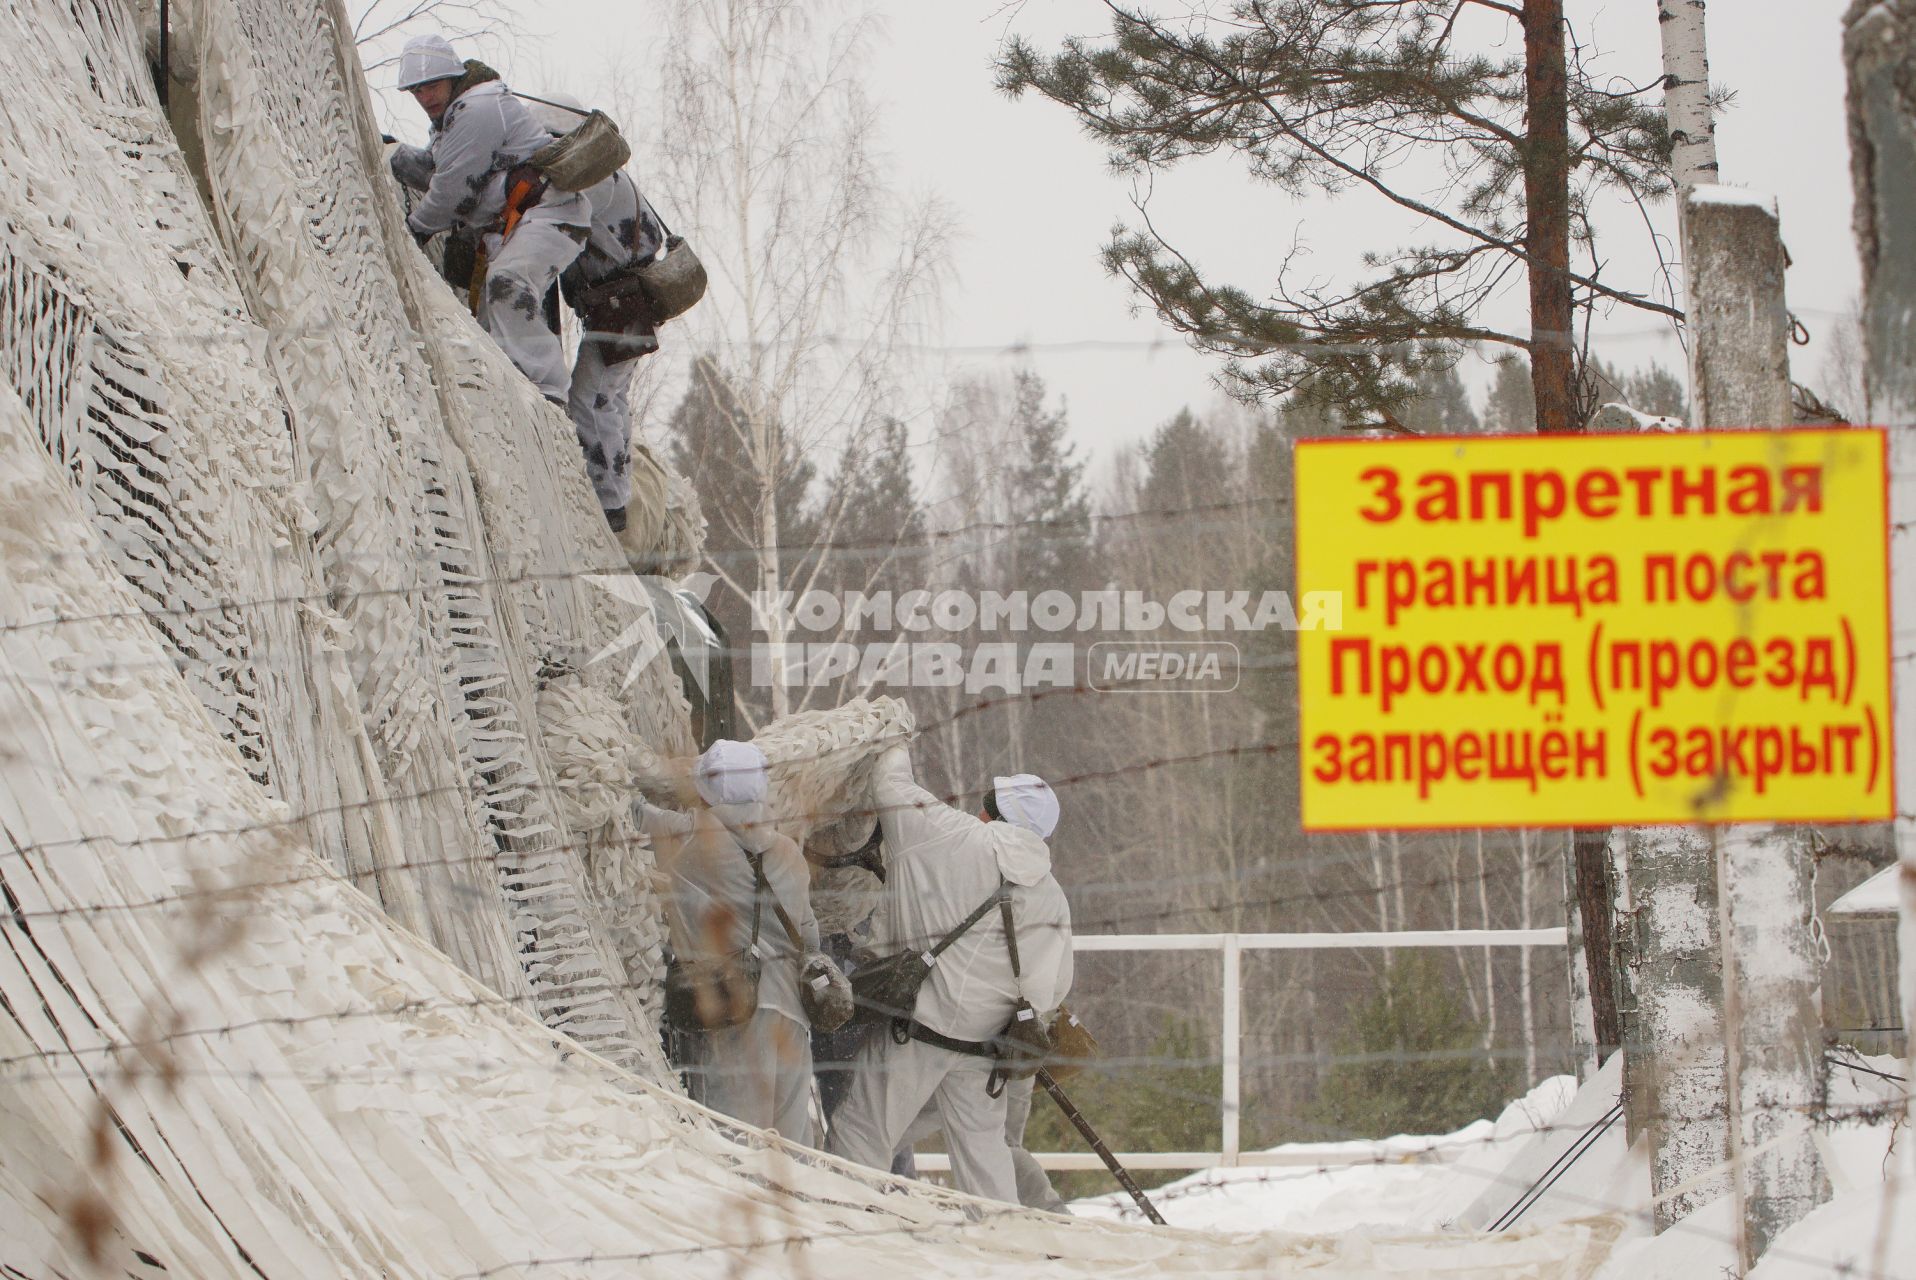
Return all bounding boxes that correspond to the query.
[998,0,1676,430]
[821,416,923,560]
[1400,365,1479,435]
[667,356,817,721]
[1137,408,1237,516]
[1313,953,1516,1139]
[1484,356,1537,435]
[1625,361,1689,418]
[1003,370,1092,593]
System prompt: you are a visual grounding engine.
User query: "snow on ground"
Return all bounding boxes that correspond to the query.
[1074,1050,1913,1278]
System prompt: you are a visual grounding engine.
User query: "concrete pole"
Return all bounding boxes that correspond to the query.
[1619,3,1732,1210]
[1845,0,1916,1122]
[1623,823,1728,1231]
[1684,188,1830,1268]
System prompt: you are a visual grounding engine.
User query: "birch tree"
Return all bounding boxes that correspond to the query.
[1624,1,1831,1260]
[656,0,946,722]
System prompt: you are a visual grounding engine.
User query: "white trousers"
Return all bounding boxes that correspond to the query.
[825,1034,1015,1204]
[566,337,638,512]
[479,199,586,402]
[692,1008,814,1145]
[1002,1074,1066,1212]
[900,1071,1064,1212]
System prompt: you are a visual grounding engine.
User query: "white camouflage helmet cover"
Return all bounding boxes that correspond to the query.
[396,34,463,90]
[992,773,1059,839]
[694,740,775,855]
[693,739,769,807]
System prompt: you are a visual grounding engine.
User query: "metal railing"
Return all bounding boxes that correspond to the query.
[915,926,1567,1173]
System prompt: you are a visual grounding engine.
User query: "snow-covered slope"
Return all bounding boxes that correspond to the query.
[0,0,1641,1274]
[1075,1057,1912,1280]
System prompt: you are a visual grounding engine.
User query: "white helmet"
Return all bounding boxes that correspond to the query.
[396,34,463,90]
[693,740,769,807]
[992,774,1060,839]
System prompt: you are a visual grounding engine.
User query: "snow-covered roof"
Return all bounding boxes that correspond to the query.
[1829,865,1902,916]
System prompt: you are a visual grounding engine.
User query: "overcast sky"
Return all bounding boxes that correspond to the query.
[370,1,1857,477]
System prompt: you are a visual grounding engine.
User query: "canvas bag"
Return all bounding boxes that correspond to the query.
[513,92,631,192]
[848,887,1004,1027]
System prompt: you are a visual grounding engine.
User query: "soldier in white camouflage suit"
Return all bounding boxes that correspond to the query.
[389,34,586,404]
[534,95,666,535]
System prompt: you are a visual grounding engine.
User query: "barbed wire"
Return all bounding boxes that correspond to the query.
[0,492,1299,639]
[0,749,1575,942]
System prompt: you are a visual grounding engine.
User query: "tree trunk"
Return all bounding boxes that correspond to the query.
[1523,0,1575,440]
[1657,0,1719,188]
[1525,0,1624,1072]
[1572,831,1623,1060]
[1560,830,1601,1078]
[753,401,790,719]
[1846,0,1916,1167]
[1519,829,1539,1084]
[1624,824,1730,1232]
[1670,187,1827,1264]
[1477,830,1498,1055]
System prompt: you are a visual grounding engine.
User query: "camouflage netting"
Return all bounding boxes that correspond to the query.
[0,0,1630,1273]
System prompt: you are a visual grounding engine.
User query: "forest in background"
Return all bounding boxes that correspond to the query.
[352,0,1895,1195]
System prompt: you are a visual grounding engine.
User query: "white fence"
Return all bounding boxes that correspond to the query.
[916,927,1567,1173]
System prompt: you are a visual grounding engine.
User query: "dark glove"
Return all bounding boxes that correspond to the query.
[412,229,432,250]
[800,952,854,1032]
[380,133,397,145]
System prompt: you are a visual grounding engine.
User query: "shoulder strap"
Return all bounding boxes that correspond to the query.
[507,89,591,119]
[925,886,1003,961]
[998,879,1022,982]
[742,848,805,954]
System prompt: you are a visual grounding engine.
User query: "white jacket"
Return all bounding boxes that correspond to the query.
[636,800,819,1027]
[868,746,1073,1042]
[394,81,568,237]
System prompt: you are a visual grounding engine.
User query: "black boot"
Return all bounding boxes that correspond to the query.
[604,505,627,533]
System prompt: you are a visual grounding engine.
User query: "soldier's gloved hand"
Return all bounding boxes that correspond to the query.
[800,952,854,1032]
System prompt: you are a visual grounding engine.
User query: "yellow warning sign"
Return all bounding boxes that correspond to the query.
[1294,428,1892,831]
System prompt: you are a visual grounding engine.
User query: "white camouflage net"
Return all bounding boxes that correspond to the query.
[0,0,1630,1273]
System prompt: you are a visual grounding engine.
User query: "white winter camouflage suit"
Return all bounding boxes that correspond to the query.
[824,747,1073,1204]
[390,80,588,402]
[563,170,663,515]
[638,798,820,1143]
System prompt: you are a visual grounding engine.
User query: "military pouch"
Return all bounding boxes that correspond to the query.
[1046,1004,1099,1081]
[528,108,631,192]
[632,234,707,322]
[993,997,1053,1083]
[848,887,1005,1027]
[662,946,761,1031]
[800,951,855,1033]
[568,269,658,364]
[847,948,934,1027]
[664,855,767,1032]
